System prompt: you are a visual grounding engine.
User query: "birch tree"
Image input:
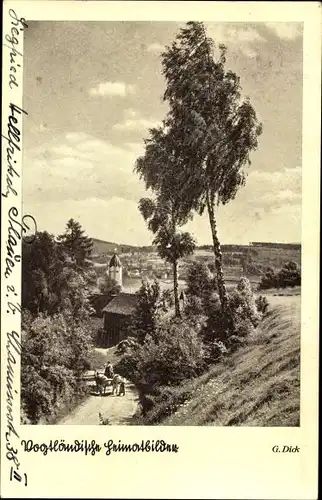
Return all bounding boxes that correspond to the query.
[161,21,262,319]
[135,127,195,317]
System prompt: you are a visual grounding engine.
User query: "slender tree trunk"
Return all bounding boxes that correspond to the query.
[206,193,229,314]
[170,204,181,318]
[173,260,181,317]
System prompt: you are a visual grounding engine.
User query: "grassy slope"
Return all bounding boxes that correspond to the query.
[142,300,300,427]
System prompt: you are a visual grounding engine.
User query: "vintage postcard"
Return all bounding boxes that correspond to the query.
[1,1,320,498]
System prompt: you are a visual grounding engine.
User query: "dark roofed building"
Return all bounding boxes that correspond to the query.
[101,293,138,347]
[90,293,112,317]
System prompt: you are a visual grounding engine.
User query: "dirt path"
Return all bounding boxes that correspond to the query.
[58,346,139,425]
[58,379,139,425]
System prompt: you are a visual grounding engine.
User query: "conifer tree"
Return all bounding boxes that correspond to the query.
[57,219,93,268]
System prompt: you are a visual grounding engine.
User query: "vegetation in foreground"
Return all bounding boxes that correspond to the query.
[133,300,300,426]
[115,266,271,420]
[21,219,96,424]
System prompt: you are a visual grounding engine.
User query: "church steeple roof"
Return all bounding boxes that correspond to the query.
[109,253,122,268]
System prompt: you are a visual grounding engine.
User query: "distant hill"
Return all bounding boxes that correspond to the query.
[91,238,126,255]
[199,243,301,252]
[92,238,301,254]
[91,237,301,269]
[91,238,154,256]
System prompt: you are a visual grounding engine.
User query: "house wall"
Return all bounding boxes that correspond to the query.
[102,312,131,347]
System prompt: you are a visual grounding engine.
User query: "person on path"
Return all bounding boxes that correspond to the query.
[118,379,125,396]
[104,361,114,379]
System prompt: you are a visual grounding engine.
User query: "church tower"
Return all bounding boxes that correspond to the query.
[108,252,122,289]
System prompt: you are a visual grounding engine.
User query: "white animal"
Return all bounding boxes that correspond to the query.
[112,374,122,395]
[95,372,110,396]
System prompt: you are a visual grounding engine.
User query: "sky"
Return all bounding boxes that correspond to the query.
[23,21,302,246]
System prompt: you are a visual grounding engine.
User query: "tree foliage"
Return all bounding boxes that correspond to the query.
[160,21,262,317]
[135,127,197,317]
[185,261,216,305]
[229,277,261,331]
[22,231,66,315]
[259,261,301,290]
[116,316,205,415]
[129,280,164,343]
[57,218,93,268]
[259,266,278,290]
[22,231,95,318]
[21,313,93,423]
[277,261,301,288]
[99,275,122,296]
[161,21,262,208]
[21,221,95,424]
[138,198,195,266]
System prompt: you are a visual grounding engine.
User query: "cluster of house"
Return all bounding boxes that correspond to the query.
[122,254,188,280]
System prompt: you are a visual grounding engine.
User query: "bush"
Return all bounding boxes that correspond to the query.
[259,266,278,290]
[202,277,261,354]
[259,262,301,290]
[116,317,205,394]
[207,339,229,360]
[226,334,248,352]
[21,406,31,425]
[116,336,139,355]
[184,277,262,363]
[98,413,110,425]
[229,277,262,331]
[255,295,269,314]
[277,261,301,288]
[184,295,205,316]
[128,280,164,343]
[244,262,263,276]
[204,292,225,334]
[21,313,93,423]
[185,261,216,308]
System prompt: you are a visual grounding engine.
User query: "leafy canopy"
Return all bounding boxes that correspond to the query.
[139,197,196,265]
[161,21,262,213]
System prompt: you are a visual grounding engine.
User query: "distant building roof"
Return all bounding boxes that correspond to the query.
[102,293,137,316]
[109,253,122,268]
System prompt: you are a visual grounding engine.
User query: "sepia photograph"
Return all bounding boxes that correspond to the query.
[20,20,304,427]
[2,2,320,498]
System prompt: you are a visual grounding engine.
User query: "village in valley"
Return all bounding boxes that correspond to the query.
[90,240,301,349]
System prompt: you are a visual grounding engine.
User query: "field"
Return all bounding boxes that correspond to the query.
[139,295,301,426]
